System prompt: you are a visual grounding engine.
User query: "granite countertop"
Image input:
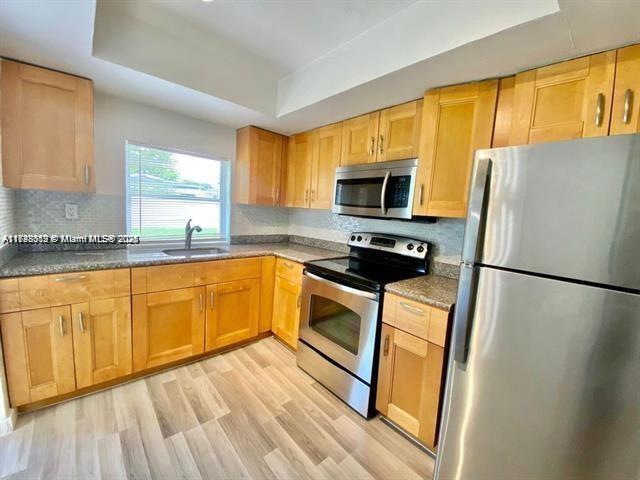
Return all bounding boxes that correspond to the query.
[0,243,345,278]
[386,274,458,311]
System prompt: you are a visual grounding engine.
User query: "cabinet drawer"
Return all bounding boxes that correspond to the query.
[135,264,194,294]
[194,257,262,286]
[275,258,303,284]
[18,275,51,310]
[383,293,450,345]
[395,296,431,340]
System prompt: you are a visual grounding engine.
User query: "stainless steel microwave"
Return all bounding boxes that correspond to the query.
[331,158,417,219]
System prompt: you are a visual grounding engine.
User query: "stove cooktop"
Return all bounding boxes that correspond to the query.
[304,255,427,292]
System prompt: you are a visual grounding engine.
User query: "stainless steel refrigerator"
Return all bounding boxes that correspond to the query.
[435,134,640,480]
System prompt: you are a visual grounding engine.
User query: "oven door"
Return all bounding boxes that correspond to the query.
[332,159,417,219]
[299,272,380,383]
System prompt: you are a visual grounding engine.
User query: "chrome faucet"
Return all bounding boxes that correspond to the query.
[184,219,202,249]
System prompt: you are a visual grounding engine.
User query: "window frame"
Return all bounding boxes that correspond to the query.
[125,140,230,246]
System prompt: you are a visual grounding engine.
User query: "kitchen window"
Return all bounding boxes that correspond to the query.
[126,141,229,243]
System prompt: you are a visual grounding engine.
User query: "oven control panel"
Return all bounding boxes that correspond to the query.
[348,232,429,260]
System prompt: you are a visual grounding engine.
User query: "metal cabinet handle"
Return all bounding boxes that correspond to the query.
[209,290,215,309]
[53,274,87,282]
[400,302,424,315]
[83,164,90,185]
[370,137,375,156]
[380,171,391,215]
[304,190,309,203]
[623,89,634,124]
[383,334,390,356]
[311,190,315,201]
[283,262,294,269]
[297,294,301,309]
[78,311,85,334]
[595,93,605,127]
[199,293,204,312]
[58,315,65,337]
[379,135,384,154]
[418,184,424,206]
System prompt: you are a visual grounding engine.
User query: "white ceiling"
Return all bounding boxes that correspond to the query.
[150,0,417,72]
[1,0,640,135]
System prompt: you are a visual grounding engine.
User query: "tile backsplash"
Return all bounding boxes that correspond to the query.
[3,189,464,258]
[14,190,125,235]
[288,208,464,257]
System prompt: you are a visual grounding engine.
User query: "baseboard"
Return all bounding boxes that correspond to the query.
[0,408,17,436]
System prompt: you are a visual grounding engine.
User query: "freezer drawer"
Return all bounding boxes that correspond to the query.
[436,267,640,480]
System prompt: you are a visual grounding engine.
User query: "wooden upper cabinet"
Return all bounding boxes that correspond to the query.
[414,80,498,218]
[310,122,342,209]
[205,278,260,351]
[376,324,445,449]
[492,76,516,148]
[233,126,285,206]
[610,44,640,135]
[283,130,315,208]
[508,51,616,145]
[132,287,205,372]
[377,100,423,162]
[1,60,94,192]
[71,297,132,389]
[341,112,379,165]
[1,306,76,407]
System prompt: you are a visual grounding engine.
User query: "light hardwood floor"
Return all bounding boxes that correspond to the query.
[0,337,434,479]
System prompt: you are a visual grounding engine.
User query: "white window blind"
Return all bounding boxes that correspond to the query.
[126,142,228,242]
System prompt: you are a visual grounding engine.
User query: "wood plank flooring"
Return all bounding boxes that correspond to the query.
[0,337,434,479]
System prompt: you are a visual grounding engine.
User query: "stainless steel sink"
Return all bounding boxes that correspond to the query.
[162,247,228,257]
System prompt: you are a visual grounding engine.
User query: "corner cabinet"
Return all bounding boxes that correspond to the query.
[233,126,286,207]
[376,293,451,449]
[413,80,498,218]
[1,60,95,192]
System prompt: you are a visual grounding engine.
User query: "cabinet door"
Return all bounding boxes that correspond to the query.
[132,287,205,372]
[610,44,640,135]
[376,325,445,448]
[509,51,616,145]
[233,126,284,206]
[1,306,75,406]
[283,131,314,207]
[1,60,94,192]
[377,100,423,162]
[205,278,260,350]
[311,122,342,209]
[72,298,132,389]
[414,80,498,218]
[272,276,302,350]
[340,112,380,165]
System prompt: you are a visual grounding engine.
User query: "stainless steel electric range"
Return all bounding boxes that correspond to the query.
[296,232,429,417]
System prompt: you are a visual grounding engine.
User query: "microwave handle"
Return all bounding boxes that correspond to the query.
[381,171,391,215]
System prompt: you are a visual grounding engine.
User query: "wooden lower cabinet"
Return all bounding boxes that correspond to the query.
[272,276,302,349]
[376,323,445,449]
[1,306,76,406]
[205,278,260,350]
[132,287,205,372]
[71,297,132,389]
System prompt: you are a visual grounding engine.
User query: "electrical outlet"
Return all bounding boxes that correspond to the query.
[65,203,78,219]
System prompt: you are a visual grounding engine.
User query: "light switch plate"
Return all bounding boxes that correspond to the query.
[65,203,78,219]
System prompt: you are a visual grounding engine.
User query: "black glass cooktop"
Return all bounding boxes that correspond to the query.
[304,255,427,292]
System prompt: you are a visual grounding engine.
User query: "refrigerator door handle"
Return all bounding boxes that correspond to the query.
[461,157,492,264]
[453,263,480,364]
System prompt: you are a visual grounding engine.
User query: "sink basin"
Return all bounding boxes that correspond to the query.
[162,247,228,257]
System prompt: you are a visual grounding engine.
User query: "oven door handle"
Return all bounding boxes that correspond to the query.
[380,171,391,215]
[304,272,379,301]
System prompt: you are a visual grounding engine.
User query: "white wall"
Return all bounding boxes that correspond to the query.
[94,92,236,195]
